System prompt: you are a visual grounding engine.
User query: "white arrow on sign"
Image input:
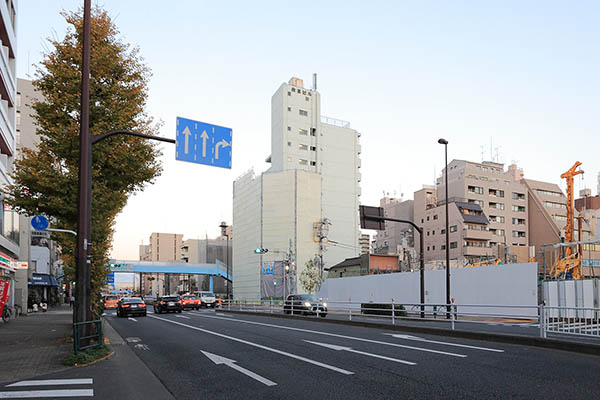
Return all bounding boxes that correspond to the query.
[182,126,192,154]
[201,351,276,386]
[303,340,416,366]
[200,130,209,157]
[215,139,230,160]
[383,334,504,353]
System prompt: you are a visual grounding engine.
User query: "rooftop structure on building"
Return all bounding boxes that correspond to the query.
[233,76,361,299]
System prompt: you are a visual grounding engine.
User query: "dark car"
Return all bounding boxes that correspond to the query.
[283,294,327,317]
[116,297,147,317]
[153,295,183,314]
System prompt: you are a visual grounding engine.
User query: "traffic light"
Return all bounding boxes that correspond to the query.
[254,248,268,254]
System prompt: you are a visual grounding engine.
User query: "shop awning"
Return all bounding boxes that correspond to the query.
[28,273,59,287]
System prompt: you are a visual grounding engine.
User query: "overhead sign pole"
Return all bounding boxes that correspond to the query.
[359,206,426,318]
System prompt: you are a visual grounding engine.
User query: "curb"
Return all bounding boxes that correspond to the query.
[220,309,600,356]
[74,351,115,368]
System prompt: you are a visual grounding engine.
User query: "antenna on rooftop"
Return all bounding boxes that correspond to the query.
[313,73,317,91]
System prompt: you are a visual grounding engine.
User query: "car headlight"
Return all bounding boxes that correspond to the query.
[304,302,311,307]
[322,302,328,308]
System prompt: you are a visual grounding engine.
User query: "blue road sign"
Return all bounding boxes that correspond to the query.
[176,117,232,169]
[31,215,49,231]
[106,272,115,284]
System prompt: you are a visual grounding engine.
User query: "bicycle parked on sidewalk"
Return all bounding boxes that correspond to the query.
[1,304,22,323]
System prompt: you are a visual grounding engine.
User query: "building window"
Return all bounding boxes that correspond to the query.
[427,231,430,236]
[543,201,566,210]
[489,189,504,197]
[491,228,505,236]
[512,205,526,212]
[489,202,504,210]
[299,109,308,116]
[552,215,567,222]
[310,146,316,151]
[427,216,430,221]
[534,189,562,197]
[287,126,291,131]
[305,96,310,101]
[450,242,457,249]
[512,192,525,200]
[432,230,435,235]
[512,218,526,225]
[310,161,316,166]
[512,231,526,238]
[287,141,292,147]
[299,144,308,151]
[299,129,308,136]
[468,185,484,195]
[287,107,292,112]
[427,246,430,251]
[310,128,316,136]
[421,218,424,223]
[432,245,435,250]
[16,93,21,107]
[15,112,20,126]
[288,91,291,96]
[299,159,308,165]
[450,225,457,233]
[433,215,438,220]
[441,245,446,250]
[441,228,446,234]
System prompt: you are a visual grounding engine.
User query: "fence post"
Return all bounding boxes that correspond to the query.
[348,298,352,321]
[451,307,455,330]
[391,299,395,325]
[98,320,103,346]
[539,303,546,338]
[73,324,79,354]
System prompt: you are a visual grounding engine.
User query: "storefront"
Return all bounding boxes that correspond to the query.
[0,259,16,311]
[28,273,59,307]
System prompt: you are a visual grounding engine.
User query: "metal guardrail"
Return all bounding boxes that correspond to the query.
[73,320,103,354]
[222,300,600,339]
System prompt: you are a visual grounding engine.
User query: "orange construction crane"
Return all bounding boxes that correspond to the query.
[560,162,583,257]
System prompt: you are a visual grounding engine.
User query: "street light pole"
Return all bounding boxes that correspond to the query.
[438,138,451,318]
[219,222,230,300]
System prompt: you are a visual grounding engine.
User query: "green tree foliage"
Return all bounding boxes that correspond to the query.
[299,257,322,294]
[5,6,162,311]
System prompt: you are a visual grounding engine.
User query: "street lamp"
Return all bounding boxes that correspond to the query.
[438,138,451,318]
[219,222,231,300]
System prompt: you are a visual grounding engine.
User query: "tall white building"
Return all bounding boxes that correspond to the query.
[233,77,361,299]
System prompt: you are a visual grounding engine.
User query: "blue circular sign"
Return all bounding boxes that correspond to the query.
[31,215,49,231]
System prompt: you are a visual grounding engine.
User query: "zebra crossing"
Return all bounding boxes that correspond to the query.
[0,379,93,398]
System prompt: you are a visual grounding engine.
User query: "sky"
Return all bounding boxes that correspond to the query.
[17,1,600,260]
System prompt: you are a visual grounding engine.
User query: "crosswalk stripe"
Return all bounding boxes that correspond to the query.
[0,389,94,398]
[7,379,92,387]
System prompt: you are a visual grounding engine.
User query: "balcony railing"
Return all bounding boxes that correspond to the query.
[320,115,351,129]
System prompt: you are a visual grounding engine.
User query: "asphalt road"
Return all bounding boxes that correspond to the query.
[100,308,600,400]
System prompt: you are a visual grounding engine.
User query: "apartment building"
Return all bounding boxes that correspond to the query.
[139,232,183,295]
[359,234,370,254]
[233,77,361,299]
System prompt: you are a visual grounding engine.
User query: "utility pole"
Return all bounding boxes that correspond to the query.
[75,0,92,328]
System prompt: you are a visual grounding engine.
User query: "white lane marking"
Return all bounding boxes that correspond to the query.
[201,351,277,386]
[7,379,93,387]
[383,334,504,353]
[0,389,94,398]
[304,340,416,366]
[125,337,141,343]
[175,315,190,319]
[134,344,150,351]
[128,317,137,322]
[149,315,353,375]
[191,314,466,358]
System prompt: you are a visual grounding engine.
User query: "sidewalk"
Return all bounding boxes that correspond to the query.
[0,304,73,384]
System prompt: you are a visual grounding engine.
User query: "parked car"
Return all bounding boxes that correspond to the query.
[102,295,119,310]
[181,295,201,310]
[143,296,155,305]
[196,291,217,308]
[116,297,147,317]
[283,294,327,317]
[153,295,183,314]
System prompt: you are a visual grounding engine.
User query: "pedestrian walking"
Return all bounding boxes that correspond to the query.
[69,295,74,308]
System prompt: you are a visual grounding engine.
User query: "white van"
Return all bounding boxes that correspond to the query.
[195,291,216,308]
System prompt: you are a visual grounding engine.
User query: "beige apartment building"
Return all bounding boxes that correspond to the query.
[139,233,183,295]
